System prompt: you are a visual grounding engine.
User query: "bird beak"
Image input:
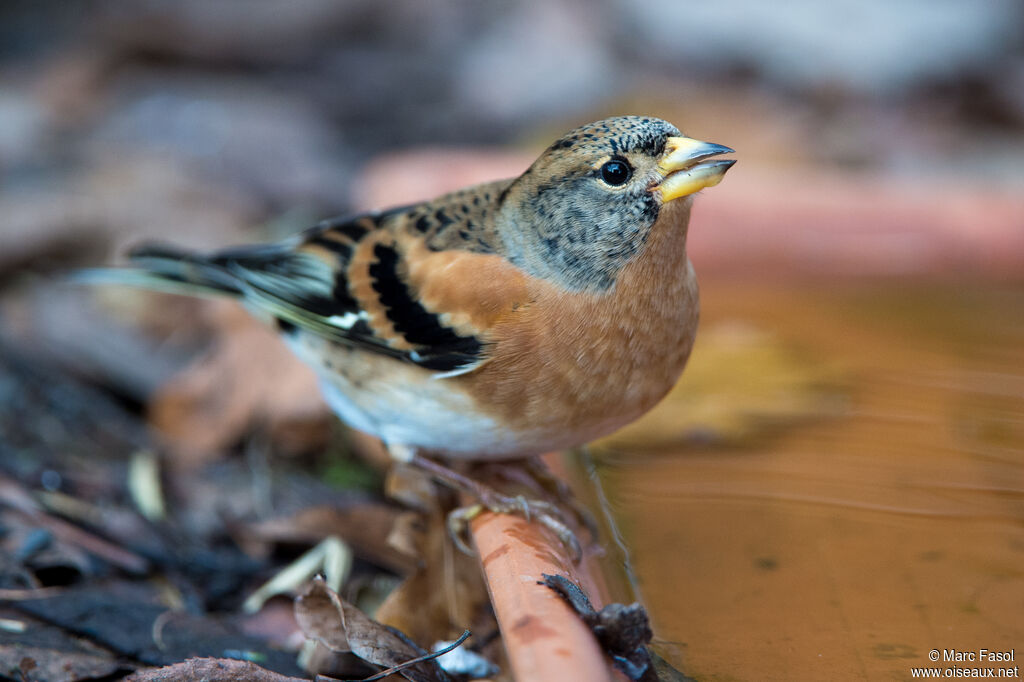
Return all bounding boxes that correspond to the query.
[655,136,736,203]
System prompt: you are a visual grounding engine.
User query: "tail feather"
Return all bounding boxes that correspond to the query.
[72,243,242,298]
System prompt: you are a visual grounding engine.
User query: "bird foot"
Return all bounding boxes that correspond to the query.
[446,495,582,562]
[409,454,583,562]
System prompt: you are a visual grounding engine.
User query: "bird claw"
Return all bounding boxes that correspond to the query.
[410,454,586,562]
[446,503,483,556]
[447,492,583,562]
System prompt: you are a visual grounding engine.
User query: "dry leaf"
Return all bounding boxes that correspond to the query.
[148,300,332,467]
[294,576,351,654]
[0,611,122,682]
[373,510,491,651]
[125,657,306,682]
[295,577,447,682]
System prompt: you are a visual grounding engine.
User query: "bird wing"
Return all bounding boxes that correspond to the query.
[148,210,528,376]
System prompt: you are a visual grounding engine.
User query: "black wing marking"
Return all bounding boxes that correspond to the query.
[367,243,484,372]
[195,213,485,374]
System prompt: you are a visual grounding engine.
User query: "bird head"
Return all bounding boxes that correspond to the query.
[496,116,734,292]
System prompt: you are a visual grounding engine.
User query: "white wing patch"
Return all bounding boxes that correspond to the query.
[327,310,369,329]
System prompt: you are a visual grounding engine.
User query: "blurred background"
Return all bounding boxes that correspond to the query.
[0,1,1022,680]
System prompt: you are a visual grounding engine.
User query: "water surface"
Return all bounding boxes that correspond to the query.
[597,280,1024,681]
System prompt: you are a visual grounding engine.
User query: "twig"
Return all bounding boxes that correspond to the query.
[469,498,619,681]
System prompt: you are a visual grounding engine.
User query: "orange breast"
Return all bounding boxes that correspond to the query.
[465,201,700,442]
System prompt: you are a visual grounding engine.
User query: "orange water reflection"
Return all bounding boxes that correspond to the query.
[598,280,1024,681]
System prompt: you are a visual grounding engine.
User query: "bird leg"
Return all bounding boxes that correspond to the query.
[407,453,583,562]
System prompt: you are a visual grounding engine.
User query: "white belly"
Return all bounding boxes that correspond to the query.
[285,333,529,458]
[317,378,523,456]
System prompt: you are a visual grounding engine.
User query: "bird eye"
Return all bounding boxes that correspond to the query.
[600,158,632,186]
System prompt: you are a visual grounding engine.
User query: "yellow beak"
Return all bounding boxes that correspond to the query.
[656,136,736,203]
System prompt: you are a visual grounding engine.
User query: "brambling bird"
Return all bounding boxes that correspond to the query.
[83,116,734,552]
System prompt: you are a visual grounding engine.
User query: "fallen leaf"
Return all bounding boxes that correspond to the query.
[294,577,352,654]
[148,300,332,468]
[373,510,489,650]
[125,657,306,682]
[540,574,657,682]
[295,577,448,682]
[0,610,122,682]
[13,582,304,675]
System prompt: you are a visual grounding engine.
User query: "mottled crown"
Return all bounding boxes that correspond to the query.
[546,116,682,157]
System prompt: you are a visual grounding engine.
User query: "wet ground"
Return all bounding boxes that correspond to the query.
[599,279,1024,681]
